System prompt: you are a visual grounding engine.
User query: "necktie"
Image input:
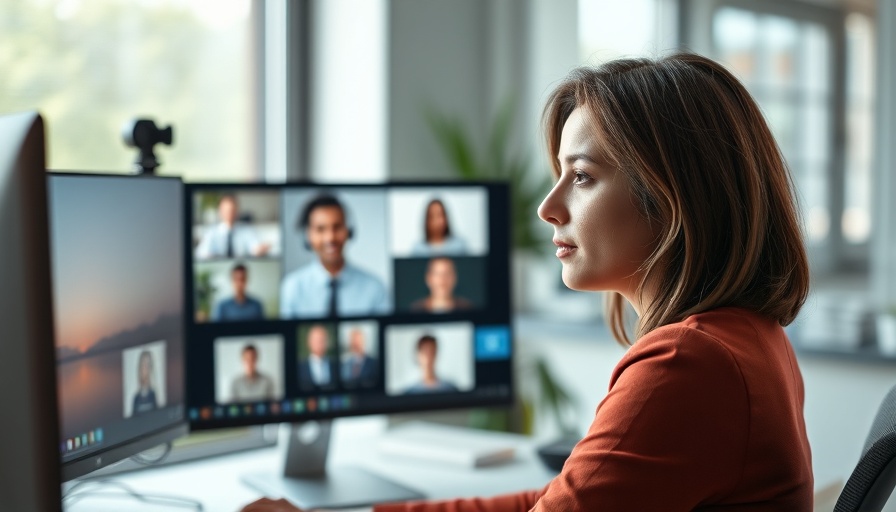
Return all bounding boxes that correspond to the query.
[328,278,338,317]
[226,228,234,257]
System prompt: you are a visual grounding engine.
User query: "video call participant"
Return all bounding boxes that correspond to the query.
[409,257,473,313]
[410,198,468,256]
[230,344,276,403]
[195,194,271,259]
[212,263,265,322]
[132,350,158,415]
[340,328,378,386]
[297,324,338,390]
[280,194,389,318]
[403,334,459,394]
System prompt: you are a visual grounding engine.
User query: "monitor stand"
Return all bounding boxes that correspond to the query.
[241,421,425,509]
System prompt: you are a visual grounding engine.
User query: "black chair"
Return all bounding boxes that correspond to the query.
[834,384,896,512]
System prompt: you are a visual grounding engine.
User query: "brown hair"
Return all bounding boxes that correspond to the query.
[543,52,809,345]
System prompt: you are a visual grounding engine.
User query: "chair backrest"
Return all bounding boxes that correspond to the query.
[834,385,896,512]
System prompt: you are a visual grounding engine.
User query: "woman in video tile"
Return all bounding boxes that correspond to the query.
[410,199,467,257]
[131,350,158,415]
[409,257,472,313]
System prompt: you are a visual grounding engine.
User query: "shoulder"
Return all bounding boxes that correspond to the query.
[613,312,756,398]
[283,264,314,285]
[345,264,384,286]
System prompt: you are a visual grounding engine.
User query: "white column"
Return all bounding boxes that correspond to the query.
[309,0,388,182]
[872,0,896,309]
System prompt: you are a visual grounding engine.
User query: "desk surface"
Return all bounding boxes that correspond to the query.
[63,417,557,511]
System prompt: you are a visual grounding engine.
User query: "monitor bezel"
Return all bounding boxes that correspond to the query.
[183,180,515,430]
[48,171,190,482]
[0,111,62,510]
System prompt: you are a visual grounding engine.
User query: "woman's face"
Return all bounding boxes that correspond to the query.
[537,108,657,305]
[139,355,152,386]
[425,258,456,298]
[426,202,447,238]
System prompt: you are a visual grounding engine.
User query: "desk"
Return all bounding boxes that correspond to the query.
[63,417,557,511]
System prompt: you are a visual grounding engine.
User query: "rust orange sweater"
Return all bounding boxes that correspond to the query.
[375,307,813,511]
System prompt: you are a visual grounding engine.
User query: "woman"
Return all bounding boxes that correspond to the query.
[243,52,813,511]
[408,257,474,313]
[410,199,468,256]
[131,350,158,416]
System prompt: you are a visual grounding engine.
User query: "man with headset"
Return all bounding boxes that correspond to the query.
[280,193,389,318]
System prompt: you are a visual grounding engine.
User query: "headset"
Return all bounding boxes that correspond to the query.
[297,192,356,251]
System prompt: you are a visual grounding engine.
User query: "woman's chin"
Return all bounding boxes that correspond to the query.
[560,270,606,293]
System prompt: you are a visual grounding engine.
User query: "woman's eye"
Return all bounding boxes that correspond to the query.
[572,170,593,185]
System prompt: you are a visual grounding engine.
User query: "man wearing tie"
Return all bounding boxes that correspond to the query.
[194,194,271,260]
[340,328,378,387]
[297,324,338,390]
[279,193,389,318]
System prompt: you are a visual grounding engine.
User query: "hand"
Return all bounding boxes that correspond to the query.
[254,242,272,256]
[240,497,304,512]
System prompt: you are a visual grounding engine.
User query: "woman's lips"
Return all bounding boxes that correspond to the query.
[553,239,577,259]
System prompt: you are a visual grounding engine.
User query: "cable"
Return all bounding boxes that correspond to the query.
[62,478,204,510]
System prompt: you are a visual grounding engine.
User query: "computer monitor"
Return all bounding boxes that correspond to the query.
[0,112,62,512]
[184,182,513,507]
[49,172,189,482]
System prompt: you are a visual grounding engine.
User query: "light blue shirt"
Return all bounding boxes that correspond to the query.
[194,222,264,259]
[410,235,468,257]
[280,259,390,318]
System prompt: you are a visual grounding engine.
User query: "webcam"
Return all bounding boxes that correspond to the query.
[122,118,173,175]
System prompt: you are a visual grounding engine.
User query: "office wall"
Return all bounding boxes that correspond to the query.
[387,0,578,180]
[386,0,491,180]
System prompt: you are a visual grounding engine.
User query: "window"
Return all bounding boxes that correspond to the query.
[0,0,259,181]
[578,0,677,63]
[709,1,875,274]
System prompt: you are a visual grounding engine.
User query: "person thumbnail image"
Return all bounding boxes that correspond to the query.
[212,263,265,322]
[230,344,276,402]
[404,335,459,394]
[410,198,468,257]
[280,193,389,318]
[122,341,167,418]
[410,257,473,313]
[132,350,158,413]
[297,324,339,390]
[195,194,271,259]
[214,334,284,405]
[340,323,378,387]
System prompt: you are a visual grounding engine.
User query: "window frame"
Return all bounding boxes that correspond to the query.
[680,0,872,277]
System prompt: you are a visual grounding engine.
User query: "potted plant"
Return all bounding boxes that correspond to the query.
[194,270,216,322]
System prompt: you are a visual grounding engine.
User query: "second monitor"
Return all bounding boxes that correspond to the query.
[185,182,513,508]
[185,182,513,429]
